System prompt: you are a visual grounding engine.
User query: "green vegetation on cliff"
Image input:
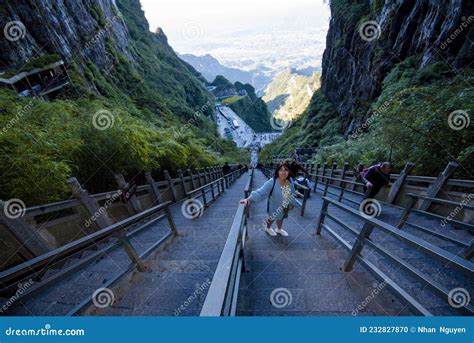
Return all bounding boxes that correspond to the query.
[261,59,474,176]
[229,82,273,132]
[0,0,248,205]
[313,60,473,176]
[263,70,320,122]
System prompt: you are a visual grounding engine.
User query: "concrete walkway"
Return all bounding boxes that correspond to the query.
[89,172,251,316]
[237,170,413,316]
[238,170,472,316]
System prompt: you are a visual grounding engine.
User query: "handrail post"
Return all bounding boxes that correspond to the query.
[203,168,209,185]
[396,195,417,229]
[178,169,187,197]
[217,177,222,195]
[195,168,203,187]
[300,188,309,216]
[116,231,147,272]
[115,173,142,214]
[163,170,177,202]
[418,161,458,211]
[201,188,208,207]
[187,169,196,190]
[351,164,363,191]
[329,162,337,186]
[323,176,330,196]
[165,205,178,235]
[0,202,51,257]
[387,162,415,204]
[340,162,349,187]
[338,181,346,202]
[209,167,214,181]
[67,177,113,228]
[315,198,329,235]
[321,162,327,187]
[313,163,320,192]
[342,222,375,272]
[145,172,162,205]
[210,180,216,200]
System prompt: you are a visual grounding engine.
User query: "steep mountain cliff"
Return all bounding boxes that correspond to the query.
[322,0,473,134]
[261,0,473,176]
[263,69,320,122]
[0,0,247,204]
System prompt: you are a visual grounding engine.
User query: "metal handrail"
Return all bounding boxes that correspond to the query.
[311,173,474,240]
[0,201,174,286]
[406,193,474,211]
[200,203,248,316]
[200,170,252,316]
[316,196,474,316]
[396,194,474,232]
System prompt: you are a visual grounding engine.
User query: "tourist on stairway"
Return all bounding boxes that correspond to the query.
[359,162,392,198]
[289,158,308,179]
[223,162,231,175]
[239,162,299,237]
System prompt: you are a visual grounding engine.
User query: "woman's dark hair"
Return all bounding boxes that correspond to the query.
[273,162,291,180]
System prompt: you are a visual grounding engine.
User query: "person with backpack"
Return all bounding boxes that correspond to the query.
[289,158,308,179]
[359,162,392,198]
[222,162,231,175]
[239,162,299,236]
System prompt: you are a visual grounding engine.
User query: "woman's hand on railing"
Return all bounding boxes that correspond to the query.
[239,198,250,206]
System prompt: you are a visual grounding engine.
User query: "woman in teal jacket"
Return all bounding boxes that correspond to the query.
[240,162,299,236]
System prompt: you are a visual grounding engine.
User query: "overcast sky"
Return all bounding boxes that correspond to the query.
[139,0,330,53]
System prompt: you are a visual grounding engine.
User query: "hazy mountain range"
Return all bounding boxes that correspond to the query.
[181,52,321,123]
[179,53,271,93]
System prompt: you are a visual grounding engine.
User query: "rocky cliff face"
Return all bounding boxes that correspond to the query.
[321,0,474,135]
[0,0,132,71]
[0,0,213,119]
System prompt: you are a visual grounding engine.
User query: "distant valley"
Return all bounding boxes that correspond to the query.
[179,53,271,94]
